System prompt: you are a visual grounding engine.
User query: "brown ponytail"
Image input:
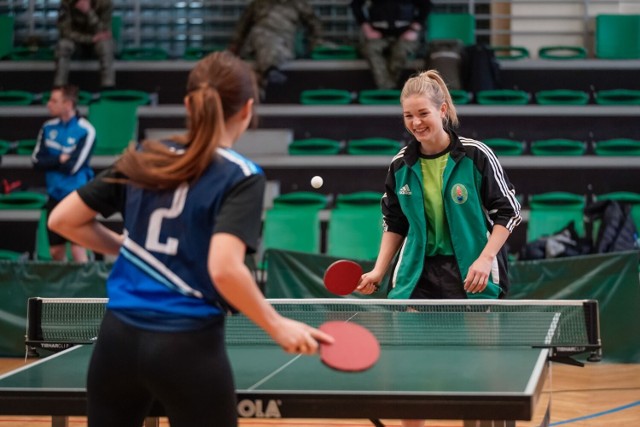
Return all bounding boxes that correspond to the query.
[114,51,258,190]
[400,69,459,129]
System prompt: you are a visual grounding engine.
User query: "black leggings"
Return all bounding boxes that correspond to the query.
[87,310,237,427]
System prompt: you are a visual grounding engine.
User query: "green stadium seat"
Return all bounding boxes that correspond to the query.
[483,138,524,156]
[6,47,55,60]
[120,47,169,61]
[450,89,471,105]
[427,13,476,46]
[182,46,224,60]
[0,90,34,105]
[476,89,529,105]
[527,192,586,242]
[16,139,36,155]
[262,192,327,256]
[595,89,640,105]
[300,89,352,105]
[594,138,640,156]
[288,138,342,155]
[111,15,123,56]
[491,46,530,60]
[89,100,138,155]
[99,89,151,106]
[272,191,328,209]
[311,45,358,60]
[0,15,13,59]
[0,139,11,155]
[595,14,640,59]
[0,191,47,210]
[358,89,401,105]
[538,45,587,60]
[530,139,586,156]
[34,210,51,261]
[346,137,402,155]
[535,89,590,105]
[327,191,383,260]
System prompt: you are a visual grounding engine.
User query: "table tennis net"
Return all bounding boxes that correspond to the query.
[26,298,600,356]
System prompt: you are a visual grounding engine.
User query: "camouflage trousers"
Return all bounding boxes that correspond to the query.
[360,36,419,90]
[242,29,297,76]
[54,37,115,87]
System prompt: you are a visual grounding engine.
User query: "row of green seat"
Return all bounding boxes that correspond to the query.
[0,93,143,156]
[485,138,640,157]
[426,13,640,60]
[263,191,640,260]
[299,88,640,106]
[286,137,640,157]
[0,190,383,262]
[3,88,640,107]
[1,190,639,261]
[4,13,639,61]
[262,191,383,261]
[3,136,638,158]
[0,89,151,106]
[289,137,401,156]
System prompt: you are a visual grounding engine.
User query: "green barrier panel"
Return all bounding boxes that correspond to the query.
[263,249,387,299]
[508,250,640,363]
[0,261,110,356]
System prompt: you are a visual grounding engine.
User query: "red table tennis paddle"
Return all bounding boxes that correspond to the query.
[319,321,380,372]
[323,259,363,295]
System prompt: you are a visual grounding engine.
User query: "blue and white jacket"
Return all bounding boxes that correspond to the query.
[32,115,96,201]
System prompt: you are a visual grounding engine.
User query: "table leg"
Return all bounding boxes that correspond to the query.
[462,421,515,427]
[52,416,69,427]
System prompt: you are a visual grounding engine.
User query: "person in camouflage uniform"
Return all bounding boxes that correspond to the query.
[228,0,322,88]
[54,0,115,88]
[351,0,431,89]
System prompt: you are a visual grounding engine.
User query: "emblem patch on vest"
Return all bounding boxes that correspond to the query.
[451,184,468,204]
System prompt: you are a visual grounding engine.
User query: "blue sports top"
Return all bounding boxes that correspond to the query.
[32,115,96,201]
[77,145,266,331]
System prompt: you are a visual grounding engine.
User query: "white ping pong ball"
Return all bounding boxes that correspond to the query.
[311,176,323,189]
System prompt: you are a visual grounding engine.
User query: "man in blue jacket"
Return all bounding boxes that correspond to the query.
[32,84,96,261]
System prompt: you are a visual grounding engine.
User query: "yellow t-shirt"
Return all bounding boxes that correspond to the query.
[420,154,454,256]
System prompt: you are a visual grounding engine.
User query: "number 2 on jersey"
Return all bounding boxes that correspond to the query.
[145,183,189,255]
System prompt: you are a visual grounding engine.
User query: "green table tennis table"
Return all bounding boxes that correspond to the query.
[0,298,601,427]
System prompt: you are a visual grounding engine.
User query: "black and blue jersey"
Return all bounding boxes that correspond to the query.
[78,146,266,331]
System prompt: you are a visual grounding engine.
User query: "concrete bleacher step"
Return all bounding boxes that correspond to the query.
[144,128,293,157]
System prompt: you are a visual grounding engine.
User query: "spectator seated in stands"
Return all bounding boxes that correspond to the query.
[351,0,431,90]
[54,0,115,89]
[228,0,323,91]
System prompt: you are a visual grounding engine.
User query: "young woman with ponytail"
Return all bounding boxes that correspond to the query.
[49,51,332,427]
[357,70,521,427]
